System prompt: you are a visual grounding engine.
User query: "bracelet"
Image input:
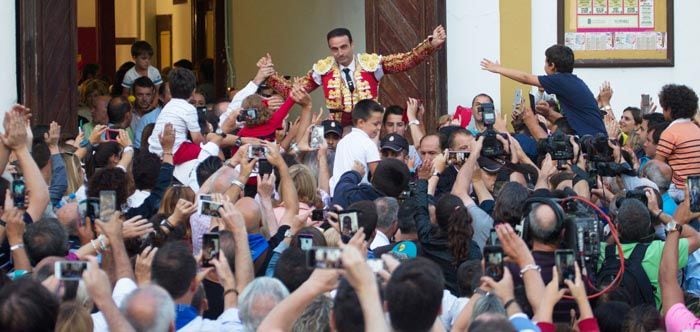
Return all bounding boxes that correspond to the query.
[519,264,541,277]
[0,219,5,228]
[160,219,176,232]
[90,239,101,253]
[473,287,488,297]
[504,298,517,310]
[224,288,239,297]
[654,210,664,219]
[231,179,245,190]
[10,243,24,251]
[123,146,134,154]
[97,235,108,251]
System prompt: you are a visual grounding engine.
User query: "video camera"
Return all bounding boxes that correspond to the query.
[477,103,508,158]
[537,129,575,161]
[579,133,635,178]
[561,198,603,269]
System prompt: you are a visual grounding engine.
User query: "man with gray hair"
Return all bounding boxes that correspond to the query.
[640,159,677,216]
[238,277,290,332]
[121,285,176,332]
[370,197,399,250]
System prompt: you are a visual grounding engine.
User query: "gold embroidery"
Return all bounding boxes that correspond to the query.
[358,53,381,72]
[381,38,436,74]
[312,56,334,75]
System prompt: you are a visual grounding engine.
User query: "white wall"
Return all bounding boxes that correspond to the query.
[0,0,17,126]
[446,0,501,113]
[532,0,700,116]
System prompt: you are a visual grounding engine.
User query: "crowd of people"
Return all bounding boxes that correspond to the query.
[2,25,700,332]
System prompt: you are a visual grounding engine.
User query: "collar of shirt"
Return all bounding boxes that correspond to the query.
[669,118,692,128]
[350,127,371,139]
[175,304,199,330]
[339,57,356,73]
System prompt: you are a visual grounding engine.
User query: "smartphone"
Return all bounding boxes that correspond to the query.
[338,210,359,237]
[688,175,700,212]
[106,129,120,141]
[488,228,500,246]
[11,174,25,209]
[247,145,268,159]
[299,234,314,251]
[484,246,504,281]
[199,197,222,217]
[641,94,651,114]
[202,233,220,267]
[513,89,523,107]
[306,247,343,269]
[83,197,100,221]
[312,208,327,222]
[99,191,116,221]
[310,125,325,150]
[258,159,273,176]
[54,261,88,281]
[528,93,536,112]
[555,249,576,287]
[448,151,469,166]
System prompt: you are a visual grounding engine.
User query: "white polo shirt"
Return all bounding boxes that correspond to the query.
[329,128,381,196]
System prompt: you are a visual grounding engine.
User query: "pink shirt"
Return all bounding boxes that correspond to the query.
[666,303,700,332]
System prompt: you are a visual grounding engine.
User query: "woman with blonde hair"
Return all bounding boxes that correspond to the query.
[55,301,93,332]
[78,78,110,125]
[148,185,197,248]
[272,164,322,233]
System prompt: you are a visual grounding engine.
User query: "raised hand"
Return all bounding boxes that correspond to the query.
[135,246,158,285]
[159,123,176,154]
[430,25,447,47]
[122,215,154,239]
[352,160,366,178]
[44,121,61,148]
[597,81,613,106]
[480,59,502,74]
[1,109,28,150]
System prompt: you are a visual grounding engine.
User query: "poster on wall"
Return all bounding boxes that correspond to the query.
[558,0,673,67]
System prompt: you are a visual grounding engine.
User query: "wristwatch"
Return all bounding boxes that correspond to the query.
[431,171,441,178]
[408,119,420,126]
[665,220,683,233]
[234,137,243,147]
[284,229,294,238]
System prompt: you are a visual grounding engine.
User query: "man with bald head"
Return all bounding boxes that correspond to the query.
[121,285,175,332]
[641,159,677,216]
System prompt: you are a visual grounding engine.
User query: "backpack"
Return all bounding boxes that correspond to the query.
[596,243,656,306]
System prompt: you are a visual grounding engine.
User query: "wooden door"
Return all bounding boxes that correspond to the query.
[17,0,78,134]
[156,15,173,69]
[365,0,447,134]
[192,0,227,100]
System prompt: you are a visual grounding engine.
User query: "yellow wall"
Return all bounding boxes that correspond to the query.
[158,0,192,65]
[77,0,95,27]
[499,0,532,124]
[229,0,365,108]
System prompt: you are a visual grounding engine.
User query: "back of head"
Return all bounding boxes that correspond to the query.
[121,285,175,332]
[0,277,60,332]
[621,304,660,332]
[397,200,418,234]
[457,260,484,297]
[435,194,474,262]
[239,277,290,332]
[351,99,383,125]
[659,84,699,120]
[92,141,122,169]
[375,197,399,231]
[468,313,515,332]
[617,199,651,242]
[273,248,314,292]
[642,112,665,127]
[173,59,194,70]
[493,182,529,226]
[371,158,410,198]
[24,218,69,264]
[132,152,161,190]
[347,200,378,242]
[55,301,93,332]
[288,164,318,205]
[594,301,631,332]
[640,159,671,192]
[471,293,506,321]
[31,142,51,169]
[168,67,197,100]
[196,156,223,186]
[528,203,563,246]
[152,241,197,299]
[545,44,575,73]
[87,167,129,208]
[107,96,131,124]
[386,257,444,332]
[649,122,670,145]
[333,278,366,332]
[292,295,332,332]
[131,40,154,57]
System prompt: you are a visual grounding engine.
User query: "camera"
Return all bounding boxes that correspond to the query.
[237,108,258,122]
[579,133,612,163]
[537,130,575,161]
[616,189,649,209]
[561,199,603,268]
[476,103,508,158]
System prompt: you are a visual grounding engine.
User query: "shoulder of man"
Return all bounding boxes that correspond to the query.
[312,56,335,75]
[357,53,381,72]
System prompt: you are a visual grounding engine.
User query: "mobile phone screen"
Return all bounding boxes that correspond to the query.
[310,126,325,150]
[338,210,359,237]
[688,175,700,213]
[484,246,504,281]
[306,247,343,269]
[529,93,536,112]
[202,233,220,267]
[99,191,116,221]
[555,249,576,287]
[55,261,88,281]
[299,234,314,251]
[312,209,327,222]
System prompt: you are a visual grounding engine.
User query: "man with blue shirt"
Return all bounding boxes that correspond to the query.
[481,44,607,137]
[130,77,162,149]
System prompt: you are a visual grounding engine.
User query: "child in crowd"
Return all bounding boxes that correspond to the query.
[329,99,383,195]
[121,41,163,97]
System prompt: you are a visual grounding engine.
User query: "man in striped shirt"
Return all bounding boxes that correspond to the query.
[655,84,700,202]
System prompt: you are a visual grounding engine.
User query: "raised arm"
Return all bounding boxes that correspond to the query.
[451,137,483,205]
[406,98,425,145]
[45,122,68,206]
[481,59,541,87]
[83,256,136,332]
[97,213,135,281]
[381,25,445,74]
[220,202,255,295]
[2,109,49,221]
[265,141,299,225]
[660,225,684,314]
